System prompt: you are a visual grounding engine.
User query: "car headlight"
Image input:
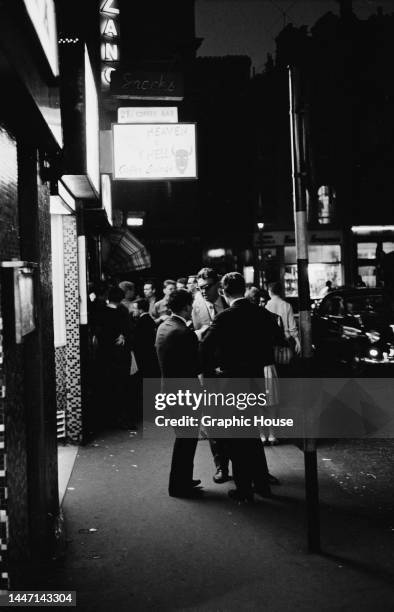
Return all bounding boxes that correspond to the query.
[369,347,380,358]
[365,330,380,344]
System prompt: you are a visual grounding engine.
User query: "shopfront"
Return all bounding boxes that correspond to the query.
[351,226,394,287]
[258,229,344,299]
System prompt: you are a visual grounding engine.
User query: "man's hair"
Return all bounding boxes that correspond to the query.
[163,279,176,288]
[177,277,188,286]
[144,280,155,289]
[187,275,197,282]
[119,281,135,293]
[221,272,246,297]
[168,289,193,314]
[108,287,125,304]
[134,298,149,313]
[268,281,283,297]
[326,280,332,287]
[197,267,219,284]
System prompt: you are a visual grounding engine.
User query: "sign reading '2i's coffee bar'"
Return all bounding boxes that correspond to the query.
[100,0,120,90]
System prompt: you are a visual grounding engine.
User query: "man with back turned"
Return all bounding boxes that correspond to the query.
[201,272,278,502]
[156,289,202,498]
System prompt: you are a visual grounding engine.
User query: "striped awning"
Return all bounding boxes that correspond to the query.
[102,228,151,273]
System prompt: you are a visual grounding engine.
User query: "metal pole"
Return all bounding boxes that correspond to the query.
[288,65,320,553]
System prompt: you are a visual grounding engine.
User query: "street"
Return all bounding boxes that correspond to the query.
[29,426,394,611]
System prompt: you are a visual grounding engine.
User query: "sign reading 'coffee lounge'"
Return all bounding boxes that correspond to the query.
[110,69,184,101]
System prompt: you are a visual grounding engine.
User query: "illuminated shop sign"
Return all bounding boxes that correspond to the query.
[23,0,59,77]
[85,46,100,193]
[110,70,183,101]
[100,0,120,89]
[112,123,197,180]
[118,107,178,124]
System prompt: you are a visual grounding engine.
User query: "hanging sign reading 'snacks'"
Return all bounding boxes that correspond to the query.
[112,123,197,180]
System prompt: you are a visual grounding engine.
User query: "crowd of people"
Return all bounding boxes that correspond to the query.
[89,268,301,503]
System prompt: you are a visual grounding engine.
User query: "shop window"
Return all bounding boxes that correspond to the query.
[309,244,341,263]
[358,265,376,288]
[284,244,342,298]
[284,246,296,264]
[357,242,377,260]
[383,242,394,254]
[50,215,67,347]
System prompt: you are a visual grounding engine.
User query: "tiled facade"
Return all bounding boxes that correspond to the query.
[0,123,26,590]
[63,217,82,443]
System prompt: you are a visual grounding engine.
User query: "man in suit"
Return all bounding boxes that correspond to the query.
[192,267,230,484]
[156,290,202,498]
[201,272,278,502]
[132,298,160,377]
[153,279,176,324]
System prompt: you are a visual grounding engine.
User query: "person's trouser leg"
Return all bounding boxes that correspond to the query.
[250,437,270,491]
[209,438,230,473]
[228,438,253,496]
[169,437,198,494]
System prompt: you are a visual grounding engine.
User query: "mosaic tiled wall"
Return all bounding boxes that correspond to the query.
[63,217,82,443]
[55,346,67,417]
[0,123,26,590]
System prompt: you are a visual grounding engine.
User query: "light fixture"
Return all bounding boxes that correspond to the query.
[257,222,265,230]
[207,248,225,258]
[127,216,144,227]
[58,181,76,211]
[351,225,394,234]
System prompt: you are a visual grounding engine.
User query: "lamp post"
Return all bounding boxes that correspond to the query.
[257,222,265,289]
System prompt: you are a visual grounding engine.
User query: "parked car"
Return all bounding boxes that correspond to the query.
[312,287,394,373]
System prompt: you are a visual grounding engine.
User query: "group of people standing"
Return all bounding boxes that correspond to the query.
[90,268,301,503]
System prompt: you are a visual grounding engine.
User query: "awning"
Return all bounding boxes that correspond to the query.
[102,228,151,273]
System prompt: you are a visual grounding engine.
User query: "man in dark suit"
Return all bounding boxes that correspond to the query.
[201,272,279,502]
[132,298,160,377]
[156,290,202,498]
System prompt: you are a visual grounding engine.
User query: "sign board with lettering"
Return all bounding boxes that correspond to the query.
[112,123,197,180]
[118,107,178,124]
[110,70,183,101]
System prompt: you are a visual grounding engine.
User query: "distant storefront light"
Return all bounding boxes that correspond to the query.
[257,222,265,230]
[127,217,144,227]
[207,248,225,258]
[351,225,394,234]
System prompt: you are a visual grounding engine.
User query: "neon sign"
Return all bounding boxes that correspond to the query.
[100,0,120,90]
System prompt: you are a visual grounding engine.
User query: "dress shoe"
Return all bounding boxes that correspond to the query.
[169,487,204,499]
[228,489,254,503]
[268,474,280,485]
[268,436,279,446]
[213,469,231,484]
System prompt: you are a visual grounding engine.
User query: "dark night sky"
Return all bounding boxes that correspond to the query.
[196,0,394,71]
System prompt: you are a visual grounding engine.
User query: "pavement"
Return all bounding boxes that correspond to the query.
[31,425,394,611]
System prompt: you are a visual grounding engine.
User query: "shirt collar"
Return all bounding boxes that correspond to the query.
[171,313,187,325]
